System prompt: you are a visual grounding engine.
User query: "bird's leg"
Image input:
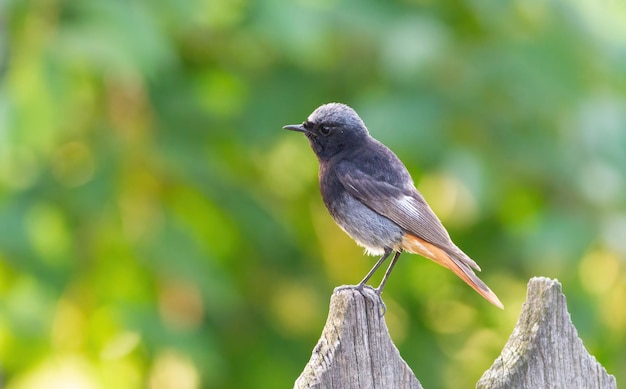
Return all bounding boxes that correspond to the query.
[371,251,402,317]
[374,250,402,295]
[355,248,395,317]
[357,247,392,290]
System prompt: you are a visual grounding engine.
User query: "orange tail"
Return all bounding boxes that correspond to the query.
[402,233,504,309]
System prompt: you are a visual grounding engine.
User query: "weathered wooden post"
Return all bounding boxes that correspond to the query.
[478,277,616,389]
[294,286,422,389]
[295,277,617,388]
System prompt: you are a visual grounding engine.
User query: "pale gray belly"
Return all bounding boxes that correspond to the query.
[329,194,404,256]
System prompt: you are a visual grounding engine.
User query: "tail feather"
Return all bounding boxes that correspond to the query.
[401,233,504,309]
[448,245,481,272]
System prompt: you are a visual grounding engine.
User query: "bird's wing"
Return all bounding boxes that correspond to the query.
[336,160,481,271]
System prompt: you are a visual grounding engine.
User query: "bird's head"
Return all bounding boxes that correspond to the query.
[283,103,370,161]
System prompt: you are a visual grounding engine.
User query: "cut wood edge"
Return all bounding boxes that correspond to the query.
[294,286,423,389]
[477,276,616,389]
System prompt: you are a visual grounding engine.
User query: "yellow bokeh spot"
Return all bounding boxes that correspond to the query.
[270,280,323,337]
[148,349,199,389]
[6,355,100,389]
[578,248,621,295]
[418,172,478,228]
[52,299,86,351]
[100,332,141,361]
[601,278,626,333]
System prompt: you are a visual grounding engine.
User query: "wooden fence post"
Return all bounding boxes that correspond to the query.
[477,277,616,389]
[295,277,617,389]
[294,286,423,389]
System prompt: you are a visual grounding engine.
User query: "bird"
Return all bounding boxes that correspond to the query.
[283,102,503,309]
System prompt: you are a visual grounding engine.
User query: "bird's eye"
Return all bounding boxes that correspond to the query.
[319,125,331,136]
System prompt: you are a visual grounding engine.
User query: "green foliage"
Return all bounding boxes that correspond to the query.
[1,0,625,388]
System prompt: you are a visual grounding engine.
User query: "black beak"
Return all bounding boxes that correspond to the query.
[282,124,307,133]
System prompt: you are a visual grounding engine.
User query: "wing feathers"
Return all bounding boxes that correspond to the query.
[336,161,502,307]
[336,163,453,249]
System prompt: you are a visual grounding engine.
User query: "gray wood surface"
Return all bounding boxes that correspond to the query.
[295,278,616,388]
[294,286,423,389]
[477,277,616,389]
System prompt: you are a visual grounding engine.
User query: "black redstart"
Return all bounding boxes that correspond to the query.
[283,103,503,309]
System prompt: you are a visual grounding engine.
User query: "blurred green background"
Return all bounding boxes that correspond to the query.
[1,0,625,388]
